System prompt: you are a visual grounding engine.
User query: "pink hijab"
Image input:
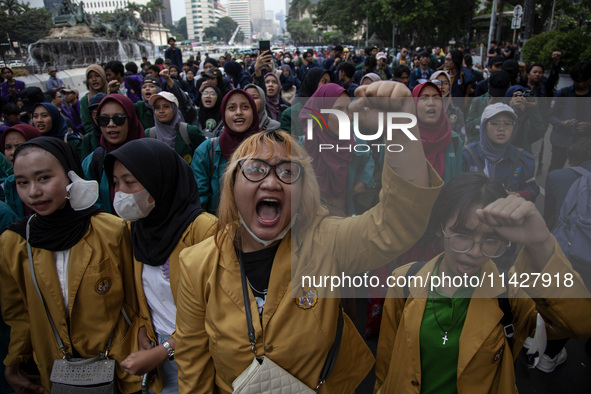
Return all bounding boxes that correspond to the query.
[301,83,353,200]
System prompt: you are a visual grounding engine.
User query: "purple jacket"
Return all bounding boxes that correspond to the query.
[0,80,26,105]
[124,75,143,103]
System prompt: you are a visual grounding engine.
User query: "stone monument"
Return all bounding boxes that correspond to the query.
[29,0,154,71]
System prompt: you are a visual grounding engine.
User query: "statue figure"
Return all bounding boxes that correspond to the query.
[53,0,89,27]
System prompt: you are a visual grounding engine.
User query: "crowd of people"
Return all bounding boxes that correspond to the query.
[0,38,590,394]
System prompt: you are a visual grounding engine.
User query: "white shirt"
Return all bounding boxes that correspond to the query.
[53,249,71,310]
[142,260,176,336]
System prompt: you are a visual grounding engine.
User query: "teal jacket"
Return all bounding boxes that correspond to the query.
[0,153,13,202]
[82,149,112,214]
[443,131,464,183]
[0,201,18,234]
[4,175,24,218]
[191,138,226,215]
[145,124,205,165]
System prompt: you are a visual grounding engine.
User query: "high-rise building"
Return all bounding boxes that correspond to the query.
[227,0,251,42]
[250,0,265,21]
[83,0,132,15]
[214,1,227,21]
[186,0,216,41]
[161,0,173,26]
[276,10,285,34]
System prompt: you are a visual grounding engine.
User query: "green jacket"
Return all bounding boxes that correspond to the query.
[80,132,101,160]
[443,131,464,183]
[80,94,93,136]
[145,123,205,165]
[134,101,155,131]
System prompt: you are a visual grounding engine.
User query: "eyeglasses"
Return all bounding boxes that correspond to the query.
[487,120,514,129]
[445,58,452,62]
[202,92,217,98]
[430,79,450,86]
[441,226,510,258]
[96,114,128,127]
[238,158,303,184]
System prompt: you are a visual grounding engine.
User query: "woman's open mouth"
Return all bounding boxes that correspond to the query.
[257,199,281,225]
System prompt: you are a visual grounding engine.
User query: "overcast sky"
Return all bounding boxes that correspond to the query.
[25,0,285,24]
[170,0,285,23]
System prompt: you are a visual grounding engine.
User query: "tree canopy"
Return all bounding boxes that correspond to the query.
[309,0,589,46]
[0,6,51,44]
[203,16,244,44]
[286,18,315,45]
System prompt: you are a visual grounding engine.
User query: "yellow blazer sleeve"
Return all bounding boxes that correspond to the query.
[0,231,32,366]
[175,248,216,394]
[511,240,591,339]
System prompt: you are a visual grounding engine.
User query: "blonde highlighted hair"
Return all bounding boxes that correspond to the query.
[215,130,321,248]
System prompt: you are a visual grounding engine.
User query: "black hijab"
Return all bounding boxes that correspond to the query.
[298,68,330,98]
[198,85,223,130]
[103,139,204,266]
[9,137,102,250]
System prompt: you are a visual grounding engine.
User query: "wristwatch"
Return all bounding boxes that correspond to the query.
[162,341,175,361]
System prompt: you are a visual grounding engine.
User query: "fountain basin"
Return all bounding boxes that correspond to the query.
[29,38,154,71]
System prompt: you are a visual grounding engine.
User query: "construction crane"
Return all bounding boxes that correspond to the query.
[228,25,241,46]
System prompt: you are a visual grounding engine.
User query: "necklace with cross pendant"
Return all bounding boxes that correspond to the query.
[431,296,470,346]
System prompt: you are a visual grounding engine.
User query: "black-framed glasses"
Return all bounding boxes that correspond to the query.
[238,158,303,184]
[96,114,128,127]
[441,226,510,258]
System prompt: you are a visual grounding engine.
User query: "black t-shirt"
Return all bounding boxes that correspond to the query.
[242,244,280,317]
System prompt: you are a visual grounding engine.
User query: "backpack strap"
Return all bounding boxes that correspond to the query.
[497,289,515,349]
[208,137,218,181]
[178,122,194,151]
[90,146,106,182]
[503,148,523,189]
[464,145,484,173]
[403,260,429,300]
[569,166,591,178]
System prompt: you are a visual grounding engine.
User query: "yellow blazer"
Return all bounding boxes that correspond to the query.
[133,212,217,392]
[175,163,443,393]
[375,244,591,394]
[0,213,141,393]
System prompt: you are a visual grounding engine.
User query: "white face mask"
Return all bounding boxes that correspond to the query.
[113,189,155,221]
[238,212,297,247]
[66,171,99,211]
[284,57,291,63]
